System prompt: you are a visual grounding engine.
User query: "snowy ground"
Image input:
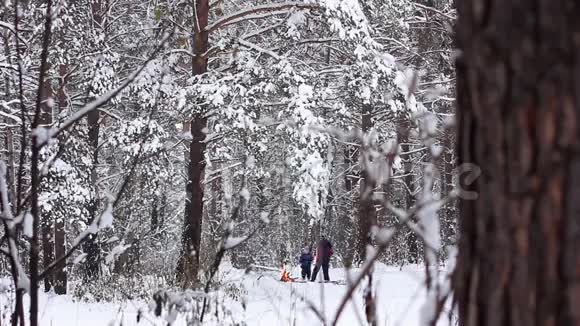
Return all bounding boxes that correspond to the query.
[3,264,455,326]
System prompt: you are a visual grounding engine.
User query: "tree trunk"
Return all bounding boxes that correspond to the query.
[400,122,419,264]
[5,128,15,203]
[341,146,356,267]
[1,10,16,205]
[151,195,159,231]
[30,1,53,323]
[83,106,101,280]
[53,62,67,294]
[177,115,208,287]
[3,8,25,326]
[403,150,418,264]
[40,71,53,293]
[357,104,376,263]
[176,0,209,287]
[53,215,66,294]
[83,0,105,282]
[454,0,580,325]
[440,121,455,251]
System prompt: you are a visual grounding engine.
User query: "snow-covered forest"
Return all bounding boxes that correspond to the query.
[2,0,578,325]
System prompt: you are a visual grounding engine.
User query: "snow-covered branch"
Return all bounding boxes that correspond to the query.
[241,21,284,39]
[0,21,27,43]
[38,202,113,280]
[42,32,173,146]
[238,39,281,60]
[413,2,456,21]
[206,2,318,33]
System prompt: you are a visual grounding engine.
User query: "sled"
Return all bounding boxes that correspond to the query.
[279,279,347,285]
[314,280,347,285]
[291,279,310,283]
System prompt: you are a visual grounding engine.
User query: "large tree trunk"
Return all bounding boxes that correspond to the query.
[176,0,209,288]
[453,0,580,325]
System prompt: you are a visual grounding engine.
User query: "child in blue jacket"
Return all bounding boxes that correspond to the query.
[298,247,313,280]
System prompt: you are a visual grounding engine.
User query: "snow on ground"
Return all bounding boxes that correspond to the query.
[230,263,453,326]
[4,264,454,326]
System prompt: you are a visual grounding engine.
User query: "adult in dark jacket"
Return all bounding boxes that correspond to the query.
[298,247,313,280]
[311,237,333,282]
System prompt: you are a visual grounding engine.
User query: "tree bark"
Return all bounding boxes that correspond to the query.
[454,0,580,325]
[176,0,210,288]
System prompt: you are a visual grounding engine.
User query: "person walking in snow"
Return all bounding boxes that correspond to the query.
[298,246,313,280]
[311,236,333,282]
